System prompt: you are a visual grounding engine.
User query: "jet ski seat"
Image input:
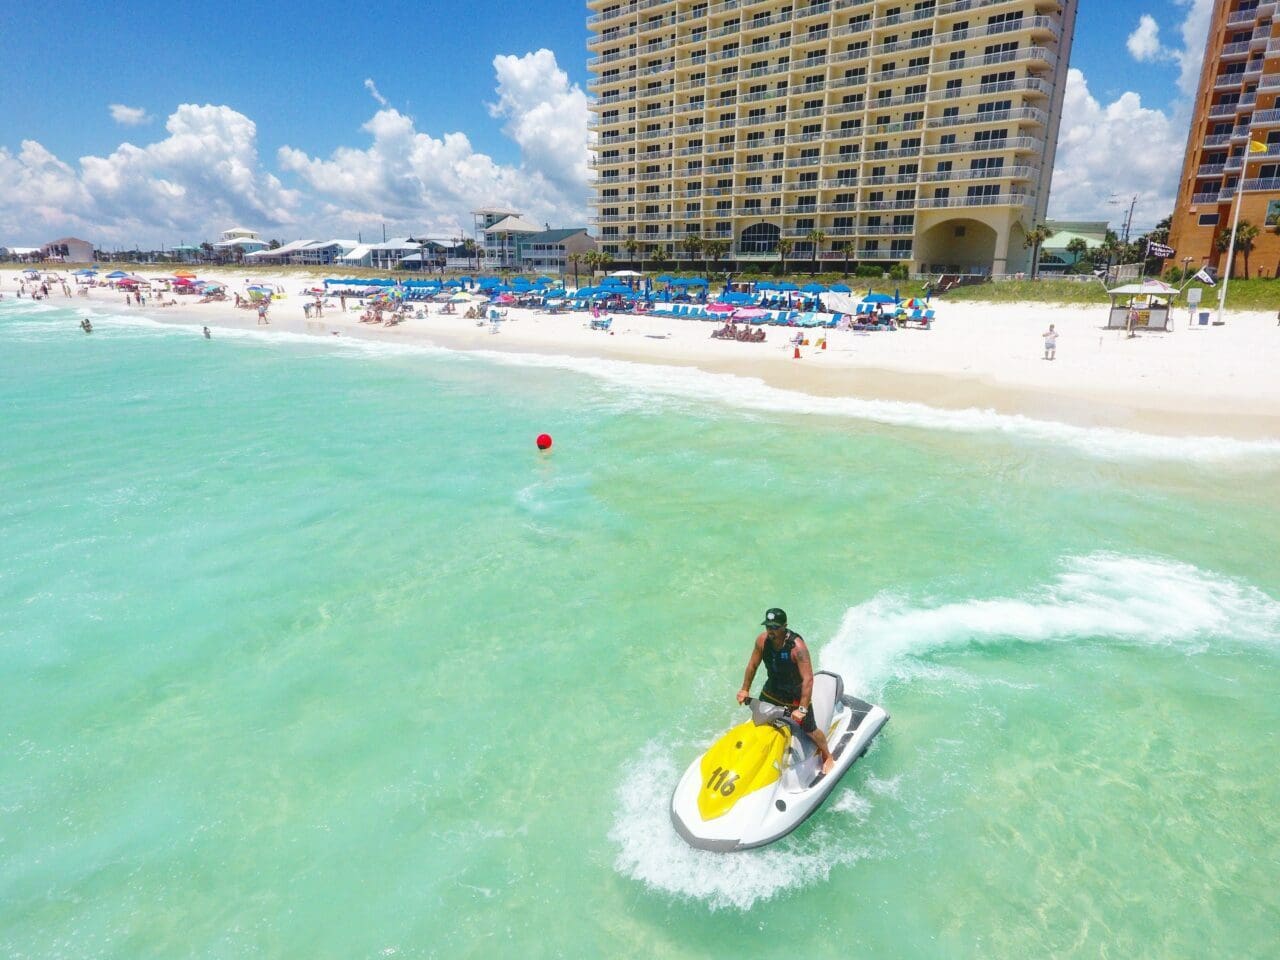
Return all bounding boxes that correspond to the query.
[811,671,843,734]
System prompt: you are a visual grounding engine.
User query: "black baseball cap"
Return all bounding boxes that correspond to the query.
[762,608,787,628]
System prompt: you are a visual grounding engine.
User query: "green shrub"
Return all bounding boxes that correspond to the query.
[854,264,883,278]
[887,263,910,281]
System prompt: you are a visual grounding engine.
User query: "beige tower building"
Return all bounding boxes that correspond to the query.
[587,0,1077,276]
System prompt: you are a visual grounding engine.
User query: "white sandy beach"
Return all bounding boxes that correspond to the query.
[9,268,1280,441]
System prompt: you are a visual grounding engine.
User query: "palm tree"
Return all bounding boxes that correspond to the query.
[805,228,827,275]
[1216,219,1261,278]
[623,237,640,271]
[582,250,601,281]
[777,238,793,277]
[1065,236,1089,270]
[680,234,703,273]
[567,252,582,288]
[839,240,852,276]
[596,249,614,276]
[649,245,669,273]
[462,238,478,272]
[1023,223,1055,280]
[704,238,729,274]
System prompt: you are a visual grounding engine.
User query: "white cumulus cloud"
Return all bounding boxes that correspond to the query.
[278,50,589,237]
[1127,14,1165,62]
[1047,69,1185,228]
[109,104,153,126]
[0,104,300,246]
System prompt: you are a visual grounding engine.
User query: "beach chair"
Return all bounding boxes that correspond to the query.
[590,316,612,331]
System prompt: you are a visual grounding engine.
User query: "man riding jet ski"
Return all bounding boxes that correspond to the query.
[670,609,889,851]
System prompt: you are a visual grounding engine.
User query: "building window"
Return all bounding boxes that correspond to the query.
[1198,213,1219,226]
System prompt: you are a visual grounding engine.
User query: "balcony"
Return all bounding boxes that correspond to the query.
[920,164,1038,182]
[924,136,1043,156]
[1190,192,1222,204]
[927,106,1048,130]
[1242,176,1280,189]
[917,192,1031,208]
[1253,108,1280,125]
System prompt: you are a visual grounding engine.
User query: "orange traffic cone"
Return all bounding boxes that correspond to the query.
[793,346,801,359]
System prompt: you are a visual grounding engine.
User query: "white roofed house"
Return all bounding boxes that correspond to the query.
[482,215,544,270]
[245,239,357,266]
[212,226,267,261]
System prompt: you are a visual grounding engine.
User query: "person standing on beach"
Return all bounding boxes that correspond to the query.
[203,326,211,339]
[736,608,835,775]
[340,292,347,312]
[1042,323,1058,360]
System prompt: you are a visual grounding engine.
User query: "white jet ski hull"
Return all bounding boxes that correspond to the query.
[671,674,888,852]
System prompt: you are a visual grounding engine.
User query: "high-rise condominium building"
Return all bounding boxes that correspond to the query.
[586,0,1077,277]
[1169,0,1280,279]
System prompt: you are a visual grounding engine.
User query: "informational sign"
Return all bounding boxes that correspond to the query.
[1187,287,1202,307]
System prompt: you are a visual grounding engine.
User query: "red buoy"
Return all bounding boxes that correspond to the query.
[536,433,553,450]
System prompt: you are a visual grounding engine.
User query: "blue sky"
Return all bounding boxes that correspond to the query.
[0,0,1209,247]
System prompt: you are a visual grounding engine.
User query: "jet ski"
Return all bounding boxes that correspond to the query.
[670,671,888,851]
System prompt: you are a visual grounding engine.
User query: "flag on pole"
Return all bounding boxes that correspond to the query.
[1147,241,1174,259]
[1193,267,1217,285]
[1249,139,1268,154]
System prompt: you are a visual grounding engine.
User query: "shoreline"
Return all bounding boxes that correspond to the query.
[12,268,1280,443]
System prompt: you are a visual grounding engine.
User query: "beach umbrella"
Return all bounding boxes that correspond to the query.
[829,284,851,293]
[707,303,737,314]
[106,270,129,279]
[802,283,826,293]
[173,269,197,278]
[73,268,97,276]
[860,292,896,304]
[496,293,516,304]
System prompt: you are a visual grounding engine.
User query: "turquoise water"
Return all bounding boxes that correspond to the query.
[2,299,1279,959]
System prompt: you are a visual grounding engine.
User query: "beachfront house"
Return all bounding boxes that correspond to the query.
[517,228,596,275]
[213,227,268,259]
[482,214,544,270]
[1038,221,1109,275]
[246,239,358,267]
[40,237,95,263]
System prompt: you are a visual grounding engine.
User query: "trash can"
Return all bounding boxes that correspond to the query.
[1198,311,1210,325]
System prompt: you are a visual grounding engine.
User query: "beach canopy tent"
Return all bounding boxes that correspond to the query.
[609,269,643,278]
[1106,279,1177,331]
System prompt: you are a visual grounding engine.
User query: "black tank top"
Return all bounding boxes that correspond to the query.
[762,630,804,704]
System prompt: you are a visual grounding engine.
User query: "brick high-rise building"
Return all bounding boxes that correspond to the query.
[1170,0,1280,279]
[586,0,1078,277]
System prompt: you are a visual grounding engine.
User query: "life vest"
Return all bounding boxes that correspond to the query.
[761,630,804,705]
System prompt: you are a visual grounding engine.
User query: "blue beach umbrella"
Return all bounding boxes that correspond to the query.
[801,283,826,293]
[860,292,896,304]
[829,284,851,293]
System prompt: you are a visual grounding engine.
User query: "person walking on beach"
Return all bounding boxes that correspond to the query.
[257,302,269,325]
[737,608,835,775]
[1042,323,1058,360]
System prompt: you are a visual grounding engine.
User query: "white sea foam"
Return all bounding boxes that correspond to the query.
[611,553,1279,909]
[608,740,881,911]
[821,552,1280,699]
[21,307,1280,462]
